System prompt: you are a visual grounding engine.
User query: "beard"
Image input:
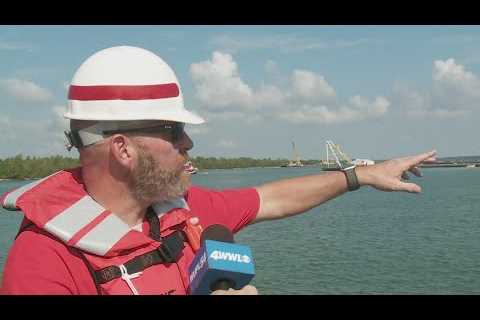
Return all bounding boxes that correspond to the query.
[129,142,190,205]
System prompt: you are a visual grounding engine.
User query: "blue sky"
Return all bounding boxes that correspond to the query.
[1,26,479,160]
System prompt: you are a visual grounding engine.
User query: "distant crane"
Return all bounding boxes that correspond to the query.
[322,140,374,170]
[281,141,304,167]
[324,140,352,169]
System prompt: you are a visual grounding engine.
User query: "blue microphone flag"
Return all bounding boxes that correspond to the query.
[188,240,255,295]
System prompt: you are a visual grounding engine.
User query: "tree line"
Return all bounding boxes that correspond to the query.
[0,155,81,180]
[0,155,322,180]
[191,156,317,170]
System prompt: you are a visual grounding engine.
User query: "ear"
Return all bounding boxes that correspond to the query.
[109,134,137,170]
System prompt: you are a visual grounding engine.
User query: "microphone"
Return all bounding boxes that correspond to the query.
[188,224,255,295]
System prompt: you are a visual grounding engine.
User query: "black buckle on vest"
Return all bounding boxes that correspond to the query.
[157,231,185,263]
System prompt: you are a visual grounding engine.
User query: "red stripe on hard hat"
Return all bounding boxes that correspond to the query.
[68,83,179,101]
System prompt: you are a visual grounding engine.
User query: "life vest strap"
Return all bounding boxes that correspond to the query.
[146,206,161,241]
[93,230,186,284]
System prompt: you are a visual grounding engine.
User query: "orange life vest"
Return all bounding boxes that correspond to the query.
[1,168,203,295]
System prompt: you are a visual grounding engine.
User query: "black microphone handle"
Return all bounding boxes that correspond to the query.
[210,278,236,292]
[201,224,234,244]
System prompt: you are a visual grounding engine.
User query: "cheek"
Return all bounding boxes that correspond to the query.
[142,138,185,170]
[154,148,183,170]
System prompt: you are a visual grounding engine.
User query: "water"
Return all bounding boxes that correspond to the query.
[1,167,480,294]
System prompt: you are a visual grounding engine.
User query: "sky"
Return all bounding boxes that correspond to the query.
[1,26,479,160]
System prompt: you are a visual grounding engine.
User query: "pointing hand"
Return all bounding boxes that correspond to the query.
[356,150,437,193]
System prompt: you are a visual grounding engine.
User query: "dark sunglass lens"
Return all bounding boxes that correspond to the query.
[173,124,184,142]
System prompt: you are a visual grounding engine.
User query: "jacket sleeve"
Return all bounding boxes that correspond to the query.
[1,229,82,295]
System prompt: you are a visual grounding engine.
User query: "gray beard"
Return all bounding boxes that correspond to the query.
[129,144,189,205]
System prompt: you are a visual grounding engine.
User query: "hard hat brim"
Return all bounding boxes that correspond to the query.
[64,100,205,124]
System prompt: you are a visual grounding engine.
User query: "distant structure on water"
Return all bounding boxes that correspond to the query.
[281,141,304,167]
[320,140,374,171]
[351,158,375,166]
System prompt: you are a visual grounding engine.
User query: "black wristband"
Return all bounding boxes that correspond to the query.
[342,165,360,191]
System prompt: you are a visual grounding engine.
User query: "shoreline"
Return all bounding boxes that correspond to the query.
[1,162,480,182]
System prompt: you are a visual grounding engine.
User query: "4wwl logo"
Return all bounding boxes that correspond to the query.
[209,250,251,263]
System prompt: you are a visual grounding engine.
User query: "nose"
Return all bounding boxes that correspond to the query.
[176,131,193,152]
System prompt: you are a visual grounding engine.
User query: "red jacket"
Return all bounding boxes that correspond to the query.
[1,168,259,295]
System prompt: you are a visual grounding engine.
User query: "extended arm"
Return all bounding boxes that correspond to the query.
[252,150,437,224]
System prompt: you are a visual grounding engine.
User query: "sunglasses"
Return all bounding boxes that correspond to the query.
[102,122,185,143]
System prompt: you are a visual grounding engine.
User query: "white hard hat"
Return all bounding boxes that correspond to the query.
[64,46,204,124]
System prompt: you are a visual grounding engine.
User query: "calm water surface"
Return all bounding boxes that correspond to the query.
[1,167,479,294]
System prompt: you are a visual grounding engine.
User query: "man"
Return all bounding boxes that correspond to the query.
[0,46,436,295]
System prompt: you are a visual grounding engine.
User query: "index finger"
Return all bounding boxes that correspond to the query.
[406,150,437,167]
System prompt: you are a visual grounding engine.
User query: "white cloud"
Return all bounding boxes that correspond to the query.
[393,59,480,118]
[0,106,70,157]
[217,139,236,148]
[51,105,69,130]
[278,96,389,124]
[190,51,254,109]
[0,78,53,103]
[254,84,286,109]
[190,51,389,125]
[0,116,19,145]
[392,84,431,109]
[433,58,476,83]
[432,58,480,109]
[349,95,389,115]
[291,70,336,104]
[191,53,479,125]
